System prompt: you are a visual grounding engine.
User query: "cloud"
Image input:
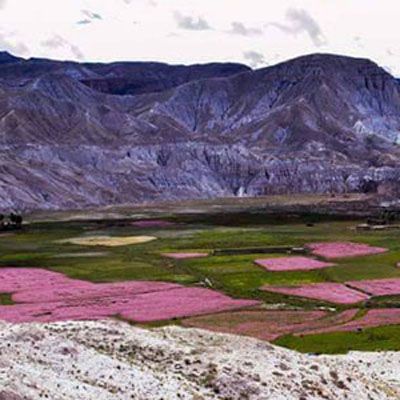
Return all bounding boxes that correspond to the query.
[354,36,364,49]
[41,35,85,60]
[77,19,92,25]
[174,12,212,31]
[243,51,267,68]
[387,48,395,57]
[0,0,6,9]
[69,44,85,60]
[77,9,102,25]
[167,32,181,38]
[124,0,157,5]
[0,31,28,56]
[81,9,102,20]
[267,8,327,47]
[228,22,262,36]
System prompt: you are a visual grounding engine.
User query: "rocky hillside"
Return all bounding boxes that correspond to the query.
[0,319,399,400]
[1,52,400,210]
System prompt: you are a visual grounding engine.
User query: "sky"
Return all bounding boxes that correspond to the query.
[0,0,399,75]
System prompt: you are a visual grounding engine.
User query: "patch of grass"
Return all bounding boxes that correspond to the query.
[367,295,400,308]
[0,293,13,305]
[275,325,400,354]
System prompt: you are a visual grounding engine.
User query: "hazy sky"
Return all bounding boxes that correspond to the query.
[0,0,399,75]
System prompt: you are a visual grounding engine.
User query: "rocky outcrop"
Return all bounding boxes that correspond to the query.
[1,52,400,210]
[0,319,399,400]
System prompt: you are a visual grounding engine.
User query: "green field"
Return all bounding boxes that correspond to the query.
[1,207,400,354]
[275,325,400,354]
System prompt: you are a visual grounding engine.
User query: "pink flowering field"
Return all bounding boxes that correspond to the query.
[261,282,370,304]
[307,242,387,259]
[254,256,335,271]
[119,287,258,322]
[346,278,400,296]
[0,268,258,323]
[162,252,209,259]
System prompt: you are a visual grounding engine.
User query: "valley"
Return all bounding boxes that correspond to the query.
[2,198,400,355]
[2,1,400,398]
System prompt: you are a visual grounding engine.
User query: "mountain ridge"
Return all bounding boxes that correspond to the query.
[0,52,400,210]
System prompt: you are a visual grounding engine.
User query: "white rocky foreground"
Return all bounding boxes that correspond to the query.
[0,320,399,400]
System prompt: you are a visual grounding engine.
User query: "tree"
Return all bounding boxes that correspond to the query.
[14,215,23,228]
[0,213,23,229]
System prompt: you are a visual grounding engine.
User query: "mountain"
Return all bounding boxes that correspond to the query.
[0,52,400,210]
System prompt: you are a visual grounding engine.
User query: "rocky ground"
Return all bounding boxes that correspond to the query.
[0,319,399,399]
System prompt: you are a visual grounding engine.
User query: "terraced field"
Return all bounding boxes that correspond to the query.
[2,207,400,354]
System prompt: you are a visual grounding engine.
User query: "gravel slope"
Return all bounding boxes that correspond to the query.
[0,320,399,400]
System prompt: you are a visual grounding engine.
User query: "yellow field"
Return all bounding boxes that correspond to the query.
[58,235,157,247]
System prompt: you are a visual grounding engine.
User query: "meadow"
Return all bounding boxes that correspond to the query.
[1,204,400,354]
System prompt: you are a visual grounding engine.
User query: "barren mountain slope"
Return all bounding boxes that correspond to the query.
[1,53,400,210]
[0,320,399,400]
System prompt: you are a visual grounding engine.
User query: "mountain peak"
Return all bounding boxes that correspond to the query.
[0,51,23,64]
[258,53,385,77]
